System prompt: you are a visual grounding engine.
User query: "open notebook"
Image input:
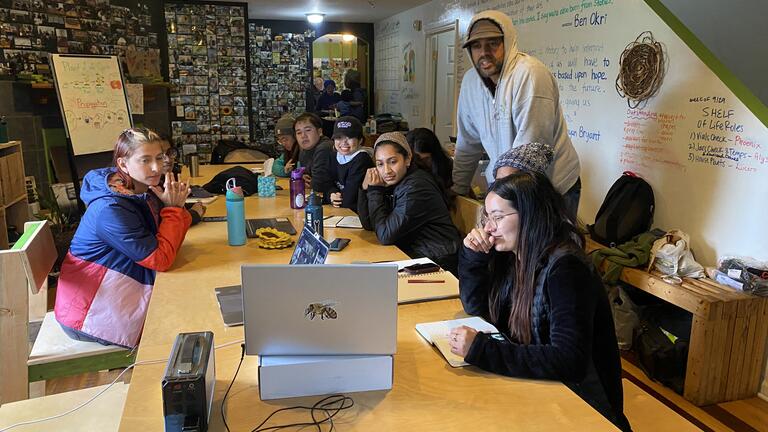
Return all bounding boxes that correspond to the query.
[323,215,363,229]
[415,317,499,367]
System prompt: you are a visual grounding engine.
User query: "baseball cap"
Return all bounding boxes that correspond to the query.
[462,19,504,49]
[332,116,363,139]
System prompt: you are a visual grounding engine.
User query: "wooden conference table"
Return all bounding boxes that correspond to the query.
[118,165,616,431]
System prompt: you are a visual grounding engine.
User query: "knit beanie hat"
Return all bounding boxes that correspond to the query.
[493,142,554,176]
[374,132,412,159]
[274,114,295,136]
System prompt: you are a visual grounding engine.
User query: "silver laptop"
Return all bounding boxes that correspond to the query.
[214,226,329,327]
[242,264,398,355]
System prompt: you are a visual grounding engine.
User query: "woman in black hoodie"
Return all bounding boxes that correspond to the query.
[449,172,631,431]
[358,132,460,275]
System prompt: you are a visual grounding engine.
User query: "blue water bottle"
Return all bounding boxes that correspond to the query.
[225,178,246,246]
[304,190,324,238]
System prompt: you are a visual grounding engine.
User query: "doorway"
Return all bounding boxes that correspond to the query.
[311,33,370,120]
[425,21,458,146]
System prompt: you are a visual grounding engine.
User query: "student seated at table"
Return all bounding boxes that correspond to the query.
[450,172,631,431]
[328,116,373,210]
[358,132,461,275]
[315,79,340,112]
[54,128,192,349]
[159,136,204,225]
[271,114,300,178]
[295,112,335,196]
[406,128,454,191]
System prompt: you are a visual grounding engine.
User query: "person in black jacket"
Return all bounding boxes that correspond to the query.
[358,132,460,275]
[328,116,373,210]
[295,112,334,197]
[450,172,631,432]
[406,128,454,192]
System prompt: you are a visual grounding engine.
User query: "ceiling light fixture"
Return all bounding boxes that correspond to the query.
[306,13,324,24]
[342,34,355,42]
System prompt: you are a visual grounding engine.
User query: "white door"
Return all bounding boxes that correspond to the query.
[430,29,456,145]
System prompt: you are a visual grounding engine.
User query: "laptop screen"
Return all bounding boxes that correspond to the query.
[289,226,330,265]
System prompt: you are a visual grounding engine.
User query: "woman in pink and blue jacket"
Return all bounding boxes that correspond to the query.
[54,128,191,348]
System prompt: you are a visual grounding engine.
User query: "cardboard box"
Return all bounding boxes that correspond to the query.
[258,355,393,400]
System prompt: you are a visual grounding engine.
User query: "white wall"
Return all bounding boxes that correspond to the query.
[376,0,768,400]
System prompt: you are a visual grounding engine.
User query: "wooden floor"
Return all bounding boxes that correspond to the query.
[43,365,768,431]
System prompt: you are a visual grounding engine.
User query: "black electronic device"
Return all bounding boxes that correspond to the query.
[201,216,227,222]
[162,332,215,432]
[329,237,351,252]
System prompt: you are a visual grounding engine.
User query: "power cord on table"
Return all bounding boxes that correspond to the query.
[249,394,354,432]
[0,339,244,432]
[220,343,354,432]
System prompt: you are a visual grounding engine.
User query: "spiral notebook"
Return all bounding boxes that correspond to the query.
[391,258,457,304]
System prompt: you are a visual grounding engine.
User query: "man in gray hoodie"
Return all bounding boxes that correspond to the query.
[452,10,581,217]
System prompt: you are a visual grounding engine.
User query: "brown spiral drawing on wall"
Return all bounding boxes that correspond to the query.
[616,31,666,108]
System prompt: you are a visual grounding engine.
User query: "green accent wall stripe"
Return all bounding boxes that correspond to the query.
[644,0,768,127]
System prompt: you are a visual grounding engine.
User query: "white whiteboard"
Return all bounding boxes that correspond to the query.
[377,0,768,265]
[50,54,133,156]
[486,0,768,265]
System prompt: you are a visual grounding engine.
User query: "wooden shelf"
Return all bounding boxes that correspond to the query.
[0,141,28,250]
[3,194,26,210]
[0,140,21,151]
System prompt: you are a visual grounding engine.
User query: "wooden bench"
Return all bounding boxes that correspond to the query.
[587,237,768,406]
[450,195,483,237]
[0,221,134,404]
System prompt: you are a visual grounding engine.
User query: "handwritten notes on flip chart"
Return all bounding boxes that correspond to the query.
[51,54,132,155]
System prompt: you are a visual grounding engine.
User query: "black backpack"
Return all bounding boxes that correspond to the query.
[202,166,259,196]
[588,171,654,246]
[634,319,688,394]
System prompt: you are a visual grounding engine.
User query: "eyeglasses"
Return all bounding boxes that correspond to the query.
[479,207,517,229]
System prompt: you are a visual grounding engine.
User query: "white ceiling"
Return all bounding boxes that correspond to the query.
[210,0,429,23]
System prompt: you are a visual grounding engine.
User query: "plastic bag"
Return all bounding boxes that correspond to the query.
[607,285,640,350]
[717,256,768,296]
[647,230,704,283]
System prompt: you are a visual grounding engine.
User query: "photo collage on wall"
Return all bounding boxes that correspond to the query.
[312,57,357,87]
[166,3,249,162]
[249,24,313,152]
[0,0,159,80]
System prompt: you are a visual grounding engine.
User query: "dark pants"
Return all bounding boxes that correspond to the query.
[59,323,131,349]
[562,177,581,222]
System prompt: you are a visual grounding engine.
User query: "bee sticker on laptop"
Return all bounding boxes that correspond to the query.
[305,301,339,321]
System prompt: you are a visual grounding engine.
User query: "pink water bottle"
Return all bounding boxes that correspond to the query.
[290,167,306,209]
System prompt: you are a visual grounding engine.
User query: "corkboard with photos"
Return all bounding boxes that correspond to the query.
[0,0,161,81]
[249,24,313,152]
[165,2,249,162]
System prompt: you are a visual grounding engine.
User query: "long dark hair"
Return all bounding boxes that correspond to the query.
[406,128,453,190]
[487,172,584,344]
[281,136,300,164]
